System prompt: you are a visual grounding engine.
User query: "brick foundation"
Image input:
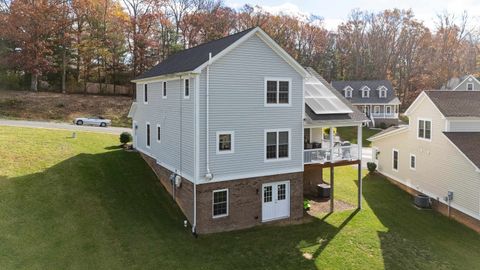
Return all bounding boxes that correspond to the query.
[303,165,323,196]
[380,172,480,233]
[141,153,304,234]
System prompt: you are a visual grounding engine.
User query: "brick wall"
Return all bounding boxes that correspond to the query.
[196,172,304,234]
[141,153,304,234]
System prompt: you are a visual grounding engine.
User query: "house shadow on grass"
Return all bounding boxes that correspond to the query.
[0,148,363,269]
[360,174,480,270]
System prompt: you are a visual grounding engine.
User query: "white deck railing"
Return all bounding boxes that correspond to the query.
[304,144,360,164]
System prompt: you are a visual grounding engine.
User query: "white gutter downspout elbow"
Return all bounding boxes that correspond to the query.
[205,52,213,181]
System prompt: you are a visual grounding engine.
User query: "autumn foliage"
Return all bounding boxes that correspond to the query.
[0,1,478,107]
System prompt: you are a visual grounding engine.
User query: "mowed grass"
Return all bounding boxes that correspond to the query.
[0,126,479,269]
[336,126,381,147]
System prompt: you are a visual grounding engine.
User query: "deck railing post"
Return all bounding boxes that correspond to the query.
[357,124,363,209]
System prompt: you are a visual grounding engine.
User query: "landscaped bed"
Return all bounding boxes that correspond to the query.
[0,126,479,269]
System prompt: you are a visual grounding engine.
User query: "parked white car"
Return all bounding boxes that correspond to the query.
[74,116,111,127]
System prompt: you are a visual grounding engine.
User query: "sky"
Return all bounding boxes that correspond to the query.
[224,0,480,30]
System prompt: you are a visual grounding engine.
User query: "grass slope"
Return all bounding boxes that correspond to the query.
[0,90,132,127]
[0,126,479,269]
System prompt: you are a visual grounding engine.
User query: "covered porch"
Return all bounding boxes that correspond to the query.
[303,124,363,212]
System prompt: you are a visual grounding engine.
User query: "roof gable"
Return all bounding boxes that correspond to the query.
[133,27,308,82]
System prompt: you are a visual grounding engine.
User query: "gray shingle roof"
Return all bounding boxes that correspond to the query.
[135,28,256,80]
[444,132,480,169]
[425,91,480,117]
[331,80,399,104]
[305,68,368,123]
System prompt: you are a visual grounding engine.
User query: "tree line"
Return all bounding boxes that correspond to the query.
[0,0,478,106]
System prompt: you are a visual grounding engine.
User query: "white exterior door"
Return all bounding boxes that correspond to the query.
[262,181,290,222]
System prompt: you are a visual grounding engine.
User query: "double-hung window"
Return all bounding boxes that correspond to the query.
[212,189,228,218]
[184,79,190,98]
[265,78,291,105]
[265,129,290,161]
[467,83,474,91]
[392,149,399,171]
[146,123,151,148]
[410,154,416,170]
[418,119,432,140]
[144,84,148,104]
[217,131,234,154]
[162,81,167,98]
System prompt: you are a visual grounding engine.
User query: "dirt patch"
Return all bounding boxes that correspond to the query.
[306,198,355,217]
[0,90,133,127]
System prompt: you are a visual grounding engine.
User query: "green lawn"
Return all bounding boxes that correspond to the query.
[0,126,479,269]
[336,126,381,147]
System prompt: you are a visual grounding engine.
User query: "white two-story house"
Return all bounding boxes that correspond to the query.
[369,91,480,232]
[129,27,367,234]
[331,80,401,127]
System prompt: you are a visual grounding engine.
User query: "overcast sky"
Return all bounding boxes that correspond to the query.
[224,0,480,30]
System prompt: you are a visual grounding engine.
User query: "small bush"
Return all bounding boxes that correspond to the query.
[367,162,377,173]
[379,122,387,129]
[120,132,132,145]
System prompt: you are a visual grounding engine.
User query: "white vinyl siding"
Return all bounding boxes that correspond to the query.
[372,96,480,221]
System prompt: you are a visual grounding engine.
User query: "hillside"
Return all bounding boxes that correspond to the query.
[0,90,132,127]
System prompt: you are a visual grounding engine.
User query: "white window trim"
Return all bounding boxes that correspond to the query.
[264,129,291,162]
[216,131,234,154]
[379,89,387,98]
[143,84,148,104]
[374,105,380,114]
[146,122,151,149]
[361,86,370,98]
[212,189,229,218]
[409,154,416,171]
[392,148,399,172]
[467,82,474,91]
[264,77,292,107]
[183,78,190,99]
[162,81,167,99]
[417,118,432,142]
[156,124,161,143]
[344,86,353,98]
[385,105,392,114]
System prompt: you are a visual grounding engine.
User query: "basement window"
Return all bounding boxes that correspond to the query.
[212,189,228,218]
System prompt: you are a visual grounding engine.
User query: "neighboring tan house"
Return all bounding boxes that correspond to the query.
[442,74,480,91]
[128,27,368,234]
[331,80,401,127]
[368,91,480,231]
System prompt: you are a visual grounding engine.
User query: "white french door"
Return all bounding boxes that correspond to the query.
[262,181,290,222]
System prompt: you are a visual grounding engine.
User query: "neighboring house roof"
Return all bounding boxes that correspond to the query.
[305,68,368,123]
[424,91,480,117]
[442,74,480,90]
[331,80,400,105]
[133,27,308,82]
[444,132,480,170]
[367,125,408,141]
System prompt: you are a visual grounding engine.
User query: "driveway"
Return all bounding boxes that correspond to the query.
[0,119,131,135]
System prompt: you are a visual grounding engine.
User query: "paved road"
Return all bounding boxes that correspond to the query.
[0,119,131,135]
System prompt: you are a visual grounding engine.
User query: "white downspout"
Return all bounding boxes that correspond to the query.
[192,74,200,235]
[205,52,213,180]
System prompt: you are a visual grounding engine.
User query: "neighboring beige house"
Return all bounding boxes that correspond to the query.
[368,91,480,231]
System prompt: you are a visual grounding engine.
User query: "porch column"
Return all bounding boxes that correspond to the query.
[357,124,363,209]
[330,165,334,212]
[383,105,386,118]
[329,127,334,162]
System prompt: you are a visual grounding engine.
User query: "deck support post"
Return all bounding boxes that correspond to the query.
[330,165,334,213]
[357,124,363,210]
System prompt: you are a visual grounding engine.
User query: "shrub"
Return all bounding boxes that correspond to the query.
[379,122,387,129]
[119,132,132,145]
[367,162,377,173]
